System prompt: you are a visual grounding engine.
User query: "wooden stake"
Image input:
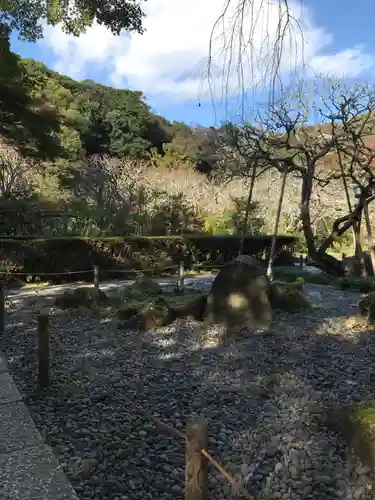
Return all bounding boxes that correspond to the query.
[179,261,185,291]
[0,281,4,339]
[299,255,303,268]
[93,265,99,290]
[38,314,50,388]
[185,418,208,500]
[267,165,288,279]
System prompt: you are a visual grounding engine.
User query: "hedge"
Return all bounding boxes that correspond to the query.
[0,234,297,283]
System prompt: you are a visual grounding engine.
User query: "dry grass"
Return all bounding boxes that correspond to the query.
[139,160,375,236]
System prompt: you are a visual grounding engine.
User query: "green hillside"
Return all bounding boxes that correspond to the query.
[0,54,218,170]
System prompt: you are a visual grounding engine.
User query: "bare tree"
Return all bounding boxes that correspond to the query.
[0,142,46,235]
[0,142,34,199]
[220,82,375,275]
[214,123,272,252]
[316,84,375,268]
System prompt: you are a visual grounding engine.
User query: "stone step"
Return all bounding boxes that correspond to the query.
[0,352,78,500]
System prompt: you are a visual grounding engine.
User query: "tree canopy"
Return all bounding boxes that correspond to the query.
[1,0,146,42]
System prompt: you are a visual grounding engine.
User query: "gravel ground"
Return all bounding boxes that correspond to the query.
[3,280,375,500]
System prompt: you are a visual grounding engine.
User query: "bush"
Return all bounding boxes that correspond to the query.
[338,276,375,293]
[324,403,375,468]
[0,234,296,283]
[202,213,234,235]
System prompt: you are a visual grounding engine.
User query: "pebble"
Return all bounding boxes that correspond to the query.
[275,463,283,474]
[4,280,375,499]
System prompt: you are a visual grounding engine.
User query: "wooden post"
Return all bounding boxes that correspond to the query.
[38,314,50,388]
[267,165,288,279]
[0,281,4,339]
[93,265,99,290]
[179,261,185,291]
[185,418,208,500]
[299,255,303,268]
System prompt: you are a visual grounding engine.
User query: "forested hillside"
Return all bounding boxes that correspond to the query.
[0,55,218,168]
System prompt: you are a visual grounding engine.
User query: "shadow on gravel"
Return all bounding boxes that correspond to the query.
[3,287,375,500]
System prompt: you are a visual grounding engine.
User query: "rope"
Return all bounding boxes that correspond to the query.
[101,265,179,273]
[15,287,253,499]
[1,270,93,276]
[194,264,225,269]
[0,265,180,277]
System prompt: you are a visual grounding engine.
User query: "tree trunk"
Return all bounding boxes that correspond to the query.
[339,162,366,276]
[238,162,257,256]
[335,147,367,276]
[299,164,344,276]
[314,198,373,276]
[363,195,375,277]
[353,217,367,278]
[300,167,318,260]
[267,166,288,279]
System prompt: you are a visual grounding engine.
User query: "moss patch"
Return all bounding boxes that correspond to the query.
[21,281,51,289]
[98,289,207,323]
[339,277,375,293]
[126,277,162,296]
[325,403,375,467]
[122,296,173,332]
[54,287,108,309]
[270,281,312,312]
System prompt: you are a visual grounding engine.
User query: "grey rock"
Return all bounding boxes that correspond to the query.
[355,466,371,476]
[353,486,366,499]
[314,475,334,486]
[275,463,283,474]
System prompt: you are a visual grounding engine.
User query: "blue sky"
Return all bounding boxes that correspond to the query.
[10,0,375,127]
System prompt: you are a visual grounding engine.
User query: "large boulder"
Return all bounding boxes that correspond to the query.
[205,255,271,336]
[269,281,311,312]
[235,254,266,271]
[173,294,208,321]
[126,276,162,296]
[358,291,375,326]
[55,286,108,309]
[122,296,172,332]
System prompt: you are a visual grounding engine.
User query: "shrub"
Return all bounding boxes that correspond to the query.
[202,213,233,235]
[338,277,375,293]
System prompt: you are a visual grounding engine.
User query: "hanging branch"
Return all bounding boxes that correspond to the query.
[204,0,304,116]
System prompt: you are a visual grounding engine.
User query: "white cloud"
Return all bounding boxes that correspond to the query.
[40,0,374,103]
